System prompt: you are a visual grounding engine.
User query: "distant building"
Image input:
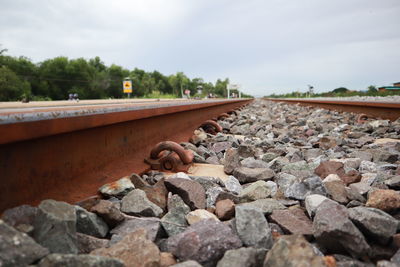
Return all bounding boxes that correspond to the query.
[378,82,400,92]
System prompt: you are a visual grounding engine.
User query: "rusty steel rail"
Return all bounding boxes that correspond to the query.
[0,99,252,212]
[264,98,400,121]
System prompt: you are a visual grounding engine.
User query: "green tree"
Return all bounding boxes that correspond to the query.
[367,85,377,94]
[0,66,31,101]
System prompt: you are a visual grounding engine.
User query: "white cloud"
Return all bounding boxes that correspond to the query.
[1,0,399,96]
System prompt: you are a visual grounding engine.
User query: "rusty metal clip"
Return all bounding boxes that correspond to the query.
[144,141,194,172]
[200,120,223,135]
[217,113,230,120]
[356,113,369,124]
[227,109,238,116]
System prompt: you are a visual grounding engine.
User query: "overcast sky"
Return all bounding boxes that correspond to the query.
[1,0,399,96]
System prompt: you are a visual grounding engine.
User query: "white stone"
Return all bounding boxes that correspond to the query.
[223,176,243,195]
[359,161,377,173]
[265,181,278,197]
[185,209,219,225]
[99,177,134,197]
[361,173,377,186]
[305,194,330,217]
[169,172,191,180]
[323,174,342,183]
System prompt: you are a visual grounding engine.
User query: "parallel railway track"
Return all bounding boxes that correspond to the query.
[264,98,400,121]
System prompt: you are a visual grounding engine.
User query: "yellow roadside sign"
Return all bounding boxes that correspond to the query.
[123,80,132,93]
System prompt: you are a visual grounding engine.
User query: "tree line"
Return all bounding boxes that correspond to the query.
[266,86,400,98]
[0,48,250,101]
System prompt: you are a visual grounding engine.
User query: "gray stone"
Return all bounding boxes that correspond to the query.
[212,141,232,153]
[264,234,326,267]
[206,186,224,208]
[235,206,273,249]
[1,204,37,233]
[313,200,370,258]
[223,175,243,195]
[262,152,279,163]
[34,199,78,254]
[191,176,221,191]
[98,177,134,199]
[162,195,190,237]
[373,149,399,164]
[284,181,307,200]
[349,182,371,196]
[75,206,108,238]
[385,175,400,189]
[239,181,273,202]
[172,260,202,267]
[305,194,331,217]
[0,219,49,266]
[110,216,162,244]
[281,160,316,179]
[168,219,242,267]
[265,181,278,197]
[37,253,124,267]
[237,144,256,158]
[121,189,163,217]
[238,198,286,215]
[376,260,398,267]
[233,167,275,183]
[267,156,290,172]
[392,249,400,263]
[359,160,378,173]
[348,206,398,245]
[304,149,323,161]
[275,172,298,192]
[76,233,109,254]
[217,247,266,267]
[240,157,270,168]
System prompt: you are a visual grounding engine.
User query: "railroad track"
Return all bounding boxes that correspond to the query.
[0,99,252,212]
[264,98,400,121]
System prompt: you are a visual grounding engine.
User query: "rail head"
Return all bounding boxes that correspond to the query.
[0,99,253,145]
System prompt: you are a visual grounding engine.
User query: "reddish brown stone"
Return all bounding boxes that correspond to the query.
[269,207,313,236]
[91,229,160,267]
[318,137,337,149]
[76,196,100,211]
[324,256,337,267]
[90,200,125,227]
[141,178,168,210]
[392,233,400,249]
[341,170,361,185]
[206,207,216,214]
[315,161,345,179]
[164,178,206,210]
[215,199,235,220]
[160,252,177,267]
[366,189,400,212]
